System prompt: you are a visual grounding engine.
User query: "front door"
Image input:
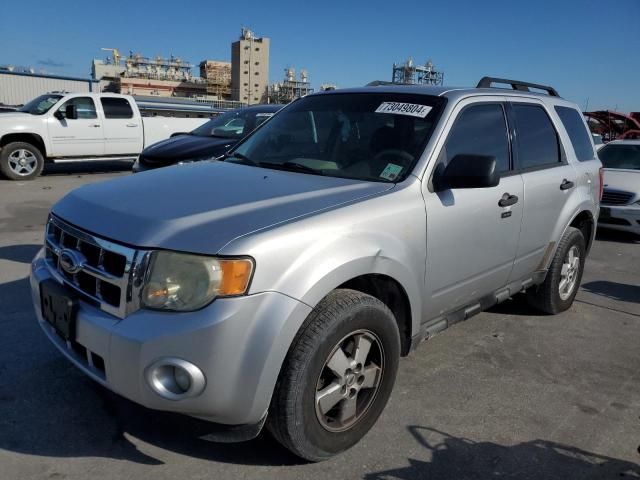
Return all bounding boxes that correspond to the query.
[48,96,104,157]
[423,100,524,320]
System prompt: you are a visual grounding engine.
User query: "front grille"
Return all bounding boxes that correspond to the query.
[601,189,635,206]
[44,216,141,319]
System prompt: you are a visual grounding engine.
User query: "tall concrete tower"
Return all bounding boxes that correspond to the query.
[231,28,270,104]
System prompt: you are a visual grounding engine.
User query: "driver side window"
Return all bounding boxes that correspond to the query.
[439,103,510,173]
[57,97,97,120]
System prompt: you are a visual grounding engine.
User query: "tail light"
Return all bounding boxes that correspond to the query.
[598,167,604,201]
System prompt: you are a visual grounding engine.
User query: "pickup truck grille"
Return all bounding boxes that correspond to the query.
[44,216,141,319]
[601,189,635,206]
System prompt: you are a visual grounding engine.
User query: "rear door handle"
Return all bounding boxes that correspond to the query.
[498,193,519,207]
[126,123,138,127]
[560,179,575,190]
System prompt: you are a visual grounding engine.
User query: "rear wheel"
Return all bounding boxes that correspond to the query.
[0,142,45,180]
[527,227,586,314]
[268,289,400,461]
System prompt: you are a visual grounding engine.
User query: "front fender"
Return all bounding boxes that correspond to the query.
[224,181,428,340]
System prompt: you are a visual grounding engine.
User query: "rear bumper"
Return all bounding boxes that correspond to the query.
[30,250,312,425]
[598,205,640,235]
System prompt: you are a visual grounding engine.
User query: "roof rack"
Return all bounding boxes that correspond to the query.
[476,77,560,97]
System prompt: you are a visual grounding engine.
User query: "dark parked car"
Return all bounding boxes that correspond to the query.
[133,104,282,172]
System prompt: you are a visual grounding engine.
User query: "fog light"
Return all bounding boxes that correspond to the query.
[145,358,206,400]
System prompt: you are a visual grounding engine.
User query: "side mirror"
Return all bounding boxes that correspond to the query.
[436,154,500,190]
[53,109,64,120]
[64,104,78,120]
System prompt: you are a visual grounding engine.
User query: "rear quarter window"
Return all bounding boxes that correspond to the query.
[554,106,595,161]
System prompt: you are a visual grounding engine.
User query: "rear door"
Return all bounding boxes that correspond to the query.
[507,101,577,281]
[423,99,524,318]
[100,97,143,155]
[47,96,104,157]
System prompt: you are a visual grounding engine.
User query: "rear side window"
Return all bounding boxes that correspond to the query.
[512,104,560,169]
[440,103,510,172]
[554,106,595,161]
[101,98,134,119]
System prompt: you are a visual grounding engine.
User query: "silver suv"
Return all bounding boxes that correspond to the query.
[30,77,602,461]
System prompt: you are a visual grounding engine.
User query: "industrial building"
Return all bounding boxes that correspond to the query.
[267,68,313,104]
[1,28,309,110]
[200,60,232,99]
[231,28,270,104]
[0,68,99,106]
[392,58,444,86]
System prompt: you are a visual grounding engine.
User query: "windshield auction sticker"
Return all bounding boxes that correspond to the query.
[375,102,432,118]
[380,163,404,181]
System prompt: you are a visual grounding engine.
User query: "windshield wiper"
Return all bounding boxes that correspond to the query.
[260,161,320,174]
[224,152,259,166]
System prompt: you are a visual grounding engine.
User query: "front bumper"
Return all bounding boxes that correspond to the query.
[598,205,640,235]
[31,251,312,425]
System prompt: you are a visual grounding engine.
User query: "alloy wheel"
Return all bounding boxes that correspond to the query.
[315,329,384,432]
[559,245,580,301]
[8,149,38,176]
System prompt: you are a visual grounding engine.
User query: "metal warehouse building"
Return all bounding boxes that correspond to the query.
[0,70,100,106]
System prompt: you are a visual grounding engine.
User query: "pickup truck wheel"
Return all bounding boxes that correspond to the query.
[527,226,586,314]
[268,289,400,461]
[0,142,44,180]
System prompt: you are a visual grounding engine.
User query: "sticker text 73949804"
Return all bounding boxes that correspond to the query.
[375,102,432,118]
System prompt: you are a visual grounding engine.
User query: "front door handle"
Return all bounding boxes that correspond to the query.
[126,123,138,127]
[498,193,519,207]
[560,179,575,190]
[89,124,100,128]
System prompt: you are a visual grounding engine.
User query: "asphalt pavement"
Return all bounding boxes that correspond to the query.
[0,163,638,479]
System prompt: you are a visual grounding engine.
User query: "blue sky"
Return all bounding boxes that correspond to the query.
[1,0,639,111]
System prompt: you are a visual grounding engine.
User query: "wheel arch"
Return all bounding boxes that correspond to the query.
[0,133,48,158]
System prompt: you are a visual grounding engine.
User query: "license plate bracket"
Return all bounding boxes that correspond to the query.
[40,279,77,340]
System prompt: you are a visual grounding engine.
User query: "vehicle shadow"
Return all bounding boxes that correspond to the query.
[596,228,640,244]
[0,244,41,264]
[364,425,640,479]
[581,280,640,304]
[42,160,133,177]
[486,293,542,317]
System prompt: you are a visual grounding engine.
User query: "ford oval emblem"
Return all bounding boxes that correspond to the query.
[59,249,85,274]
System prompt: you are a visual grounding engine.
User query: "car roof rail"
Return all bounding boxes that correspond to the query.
[476,77,560,97]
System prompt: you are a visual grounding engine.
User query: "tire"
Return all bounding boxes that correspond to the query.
[527,226,586,314]
[268,289,401,461]
[0,142,45,180]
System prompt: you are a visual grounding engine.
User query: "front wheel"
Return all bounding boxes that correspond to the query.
[0,142,45,180]
[527,226,586,314]
[268,289,400,461]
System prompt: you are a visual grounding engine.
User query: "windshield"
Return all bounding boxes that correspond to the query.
[18,94,63,115]
[190,108,273,139]
[229,93,443,182]
[599,144,640,170]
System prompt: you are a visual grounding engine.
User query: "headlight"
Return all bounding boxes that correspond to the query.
[141,251,253,311]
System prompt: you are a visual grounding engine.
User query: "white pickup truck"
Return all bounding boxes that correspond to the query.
[0,92,208,180]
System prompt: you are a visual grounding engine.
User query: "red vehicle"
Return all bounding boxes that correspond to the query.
[584,110,640,141]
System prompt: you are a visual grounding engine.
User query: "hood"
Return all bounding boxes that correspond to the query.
[603,169,640,197]
[0,112,31,123]
[52,161,394,255]
[141,134,235,164]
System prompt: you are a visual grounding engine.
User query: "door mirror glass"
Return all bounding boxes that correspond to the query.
[436,154,499,190]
